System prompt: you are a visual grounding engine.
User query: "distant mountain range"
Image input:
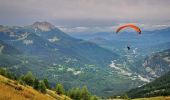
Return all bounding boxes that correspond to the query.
[70,28,170,55]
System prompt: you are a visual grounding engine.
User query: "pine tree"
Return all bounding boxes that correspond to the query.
[33,78,39,90]
[38,81,47,93]
[0,68,7,76]
[22,71,35,86]
[74,88,82,100]
[55,83,65,95]
[81,86,90,100]
[43,79,51,89]
[90,95,98,100]
[67,88,74,98]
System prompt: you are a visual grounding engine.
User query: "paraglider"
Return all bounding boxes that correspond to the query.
[127,45,130,50]
[116,24,141,34]
[116,24,141,50]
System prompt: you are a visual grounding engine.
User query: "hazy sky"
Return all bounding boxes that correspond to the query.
[0,0,170,33]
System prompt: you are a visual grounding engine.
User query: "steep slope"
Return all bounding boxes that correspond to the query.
[141,49,170,79]
[126,71,170,98]
[0,40,20,55]
[0,75,70,100]
[0,40,22,67]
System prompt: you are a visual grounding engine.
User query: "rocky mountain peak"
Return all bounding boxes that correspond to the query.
[30,21,55,31]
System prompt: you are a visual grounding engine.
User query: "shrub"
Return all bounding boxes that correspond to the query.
[55,83,65,95]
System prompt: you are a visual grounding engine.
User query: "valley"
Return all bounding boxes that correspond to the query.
[0,22,170,97]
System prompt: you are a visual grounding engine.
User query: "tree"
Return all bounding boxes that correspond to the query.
[0,68,7,76]
[33,78,39,90]
[38,81,47,93]
[18,79,26,86]
[67,88,74,98]
[122,94,131,100]
[73,88,82,100]
[43,79,51,89]
[90,95,98,100]
[55,83,65,95]
[0,68,17,80]
[22,71,35,86]
[81,86,90,100]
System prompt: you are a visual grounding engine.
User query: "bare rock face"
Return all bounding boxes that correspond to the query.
[30,21,55,31]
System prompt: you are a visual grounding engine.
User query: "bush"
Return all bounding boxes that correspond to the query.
[18,79,26,86]
[38,81,47,93]
[33,78,39,90]
[21,71,35,86]
[55,83,65,95]
[90,95,98,100]
[81,86,90,100]
[67,86,97,100]
[43,79,51,89]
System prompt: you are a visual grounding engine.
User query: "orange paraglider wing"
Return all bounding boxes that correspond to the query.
[116,24,141,34]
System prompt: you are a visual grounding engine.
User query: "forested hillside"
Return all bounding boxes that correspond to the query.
[126,71,170,98]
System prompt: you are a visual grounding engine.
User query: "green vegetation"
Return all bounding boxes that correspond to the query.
[38,81,47,93]
[33,78,39,90]
[55,83,65,95]
[81,86,90,100]
[43,78,51,89]
[21,71,35,86]
[66,86,98,100]
[126,71,170,98]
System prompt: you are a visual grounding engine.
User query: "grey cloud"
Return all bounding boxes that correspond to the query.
[0,0,170,31]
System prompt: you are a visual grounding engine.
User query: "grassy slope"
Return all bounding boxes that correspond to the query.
[110,96,170,100]
[133,96,170,100]
[0,75,71,100]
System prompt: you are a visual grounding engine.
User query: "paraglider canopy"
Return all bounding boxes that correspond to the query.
[116,24,141,34]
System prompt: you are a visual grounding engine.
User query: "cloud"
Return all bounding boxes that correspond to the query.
[59,23,170,34]
[59,26,115,34]
[0,0,170,32]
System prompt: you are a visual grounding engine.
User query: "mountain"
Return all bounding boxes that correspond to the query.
[126,71,170,98]
[125,48,170,98]
[0,22,118,66]
[141,49,170,79]
[70,28,170,55]
[0,22,145,96]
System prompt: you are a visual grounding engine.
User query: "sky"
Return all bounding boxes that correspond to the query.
[0,0,170,33]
